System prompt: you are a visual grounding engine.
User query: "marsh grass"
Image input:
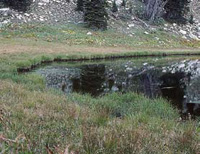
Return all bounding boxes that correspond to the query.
[0,80,199,153]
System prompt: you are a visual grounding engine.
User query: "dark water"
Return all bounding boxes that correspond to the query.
[36,57,200,117]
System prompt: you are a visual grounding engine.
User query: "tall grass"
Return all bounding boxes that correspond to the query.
[0,80,199,153]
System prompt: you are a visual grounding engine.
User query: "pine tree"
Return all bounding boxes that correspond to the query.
[76,0,84,11]
[144,0,190,23]
[2,0,32,12]
[84,0,108,30]
[164,0,190,23]
[112,0,118,13]
[121,0,126,7]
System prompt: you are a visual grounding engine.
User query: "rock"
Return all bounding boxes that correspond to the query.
[0,8,10,12]
[2,20,10,24]
[128,24,134,28]
[42,0,50,3]
[173,23,177,26]
[163,27,168,31]
[38,2,44,6]
[0,8,11,17]
[189,33,200,40]
[144,31,149,35]
[180,30,187,35]
[24,13,30,17]
[115,0,123,5]
[87,32,92,35]
[111,86,119,92]
[143,63,148,66]
[126,67,133,71]
[182,36,187,39]
[178,64,185,69]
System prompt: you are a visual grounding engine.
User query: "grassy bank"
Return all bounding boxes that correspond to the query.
[1,80,199,153]
[0,23,200,153]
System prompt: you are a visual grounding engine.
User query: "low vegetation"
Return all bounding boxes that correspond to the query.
[0,23,199,48]
[0,23,200,153]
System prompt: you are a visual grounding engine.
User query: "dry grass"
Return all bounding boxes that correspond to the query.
[1,37,200,56]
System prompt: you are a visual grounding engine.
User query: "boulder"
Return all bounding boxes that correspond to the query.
[197,27,200,32]
[180,30,187,35]
[0,8,11,17]
[189,33,200,40]
[128,23,134,28]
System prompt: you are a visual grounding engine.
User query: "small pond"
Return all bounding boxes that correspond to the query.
[35,56,200,117]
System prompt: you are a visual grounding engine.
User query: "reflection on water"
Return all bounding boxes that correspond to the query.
[36,57,200,116]
[79,64,106,96]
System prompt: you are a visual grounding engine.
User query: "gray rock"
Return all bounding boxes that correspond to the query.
[180,30,187,35]
[128,24,134,28]
[0,8,11,17]
[189,33,200,40]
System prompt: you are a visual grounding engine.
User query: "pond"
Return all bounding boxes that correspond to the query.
[35,56,200,117]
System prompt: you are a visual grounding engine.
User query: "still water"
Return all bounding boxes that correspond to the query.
[36,57,200,116]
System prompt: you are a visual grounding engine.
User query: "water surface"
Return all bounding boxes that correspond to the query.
[36,57,200,116]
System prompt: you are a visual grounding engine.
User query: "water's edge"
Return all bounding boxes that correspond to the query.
[17,52,200,73]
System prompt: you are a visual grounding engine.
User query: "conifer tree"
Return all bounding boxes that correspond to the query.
[76,0,84,11]
[164,0,190,23]
[2,0,32,12]
[84,0,108,30]
[112,0,118,13]
[121,0,126,7]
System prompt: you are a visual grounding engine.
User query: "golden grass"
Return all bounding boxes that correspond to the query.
[1,37,200,56]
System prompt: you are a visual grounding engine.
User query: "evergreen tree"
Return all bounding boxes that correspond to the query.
[76,0,84,11]
[121,0,126,7]
[129,4,133,14]
[84,0,108,30]
[2,0,32,12]
[164,0,190,23]
[112,0,118,13]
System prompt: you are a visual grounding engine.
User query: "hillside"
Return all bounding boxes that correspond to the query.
[0,0,200,41]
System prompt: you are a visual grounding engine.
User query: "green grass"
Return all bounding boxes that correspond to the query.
[0,23,200,153]
[0,81,199,153]
[0,23,196,48]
